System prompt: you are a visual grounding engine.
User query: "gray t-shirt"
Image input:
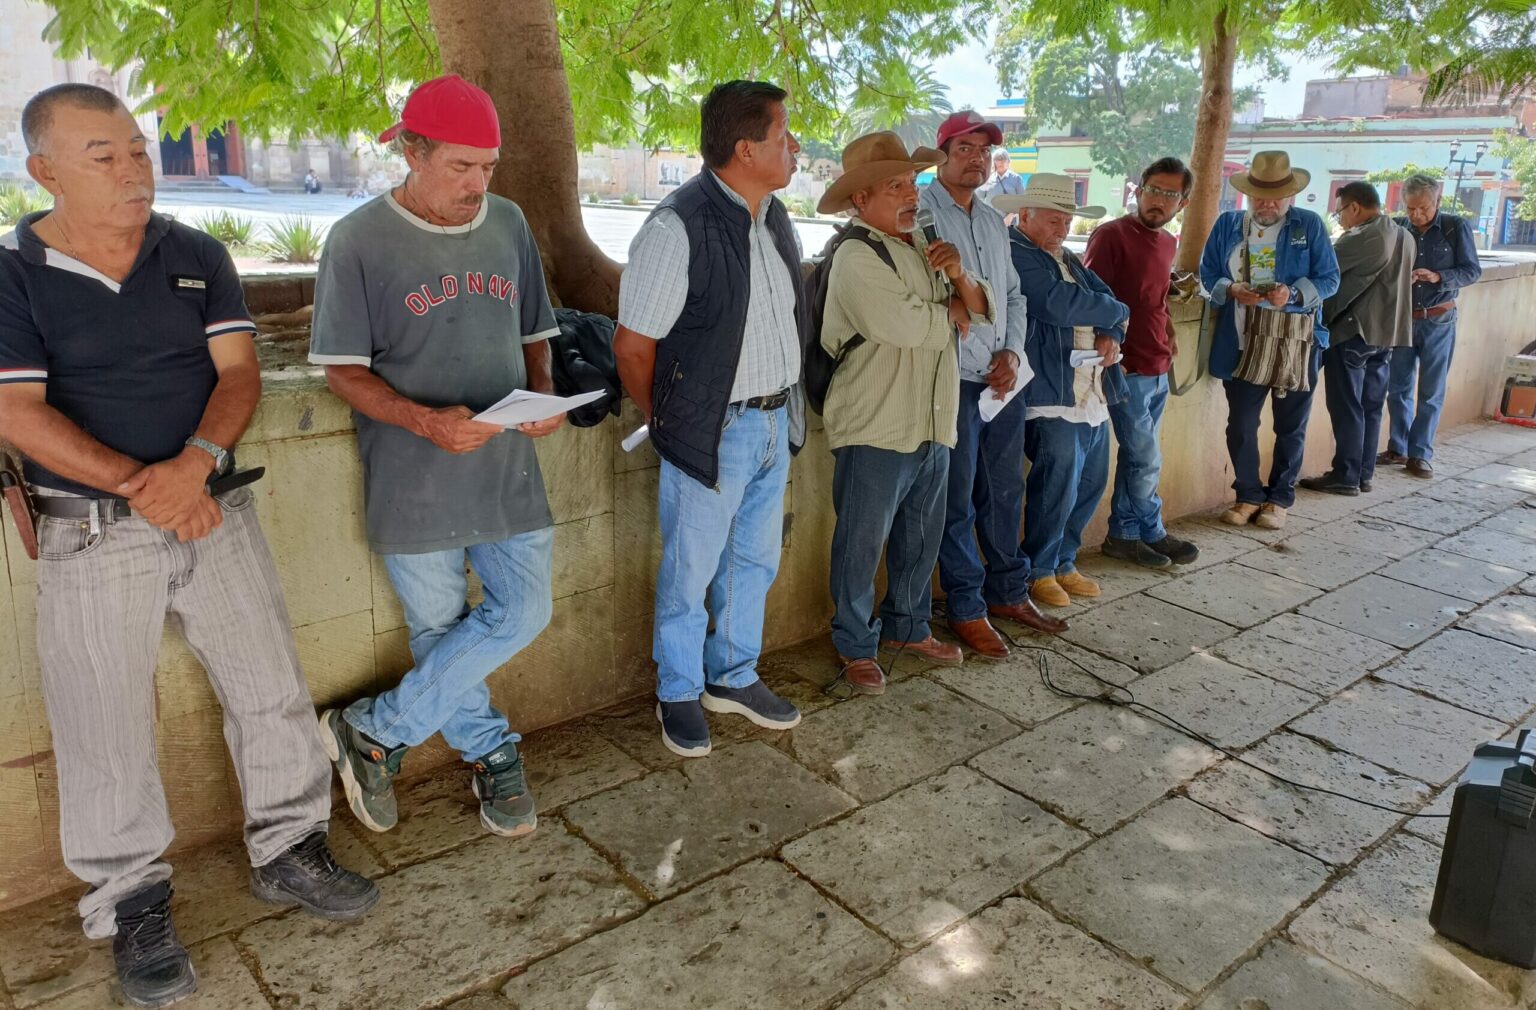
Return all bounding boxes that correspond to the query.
[309,192,559,554]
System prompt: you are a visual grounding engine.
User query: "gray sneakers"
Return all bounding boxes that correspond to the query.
[470,742,538,837]
[320,708,407,833]
[112,881,196,1009]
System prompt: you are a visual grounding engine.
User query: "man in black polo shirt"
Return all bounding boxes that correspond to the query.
[0,84,377,1009]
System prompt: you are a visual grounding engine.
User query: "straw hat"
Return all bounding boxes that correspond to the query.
[991,173,1105,219]
[817,132,946,215]
[1229,150,1310,199]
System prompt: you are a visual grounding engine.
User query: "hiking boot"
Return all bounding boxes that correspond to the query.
[1377,450,1408,466]
[837,657,886,695]
[1147,535,1200,565]
[1406,457,1434,478]
[1254,503,1288,530]
[471,742,539,837]
[319,708,407,833]
[880,634,963,667]
[1221,501,1261,525]
[112,881,196,1009]
[702,681,802,729]
[251,831,381,920]
[1299,472,1360,496]
[1056,570,1101,598]
[1101,535,1172,569]
[1029,575,1071,608]
[657,700,712,758]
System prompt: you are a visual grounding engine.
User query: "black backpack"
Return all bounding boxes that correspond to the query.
[803,223,897,414]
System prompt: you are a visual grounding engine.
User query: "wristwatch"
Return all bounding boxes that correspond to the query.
[185,436,231,475]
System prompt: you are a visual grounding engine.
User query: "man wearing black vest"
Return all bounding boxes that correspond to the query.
[613,80,806,758]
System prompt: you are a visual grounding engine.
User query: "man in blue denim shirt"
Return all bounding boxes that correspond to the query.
[1380,174,1483,477]
[1199,151,1340,531]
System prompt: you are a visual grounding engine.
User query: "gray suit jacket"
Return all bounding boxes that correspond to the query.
[1324,214,1416,348]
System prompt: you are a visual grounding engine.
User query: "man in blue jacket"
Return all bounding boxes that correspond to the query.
[1380,173,1484,478]
[996,175,1129,609]
[1199,151,1340,531]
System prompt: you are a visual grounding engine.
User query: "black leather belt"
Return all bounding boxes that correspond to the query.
[735,389,790,410]
[31,468,265,520]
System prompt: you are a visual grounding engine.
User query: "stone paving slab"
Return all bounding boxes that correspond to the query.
[1508,446,1536,471]
[1298,573,1470,648]
[1459,593,1536,652]
[786,677,1017,803]
[1364,494,1501,535]
[1460,463,1536,494]
[561,740,855,898]
[1476,504,1536,543]
[781,766,1085,947]
[1290,833,1534,1010]
[1062,595,1235,674]
[1415,476,1531,511]
[1376,629,1536,723]
[1307,517,1443,560]
[1190,510,1320,544]
[1423,442,1508,475]
[1146,563,1321,629]
[500,860,893,1010]
[1437,526,1536,573]
[30,937,268,1010]
[1403,785,1455,847]
[1289,679,1506,785]
[1070,551,1178,606]
[1210,612,1401,695]
[1231,533,1392,591]
[1379,549,1528,604]
[1031,796,1330,991]
[970,706,1220,835]
[929,638,1137,728]
[242,830,645,1010]
[1289,487,1389,523]
[1162,518,1274,571]
[1445,424,1536,456]
[1128,652,1321,748]
[1186,730,1431,866]
[1193,940,1416,1010]
[837,897,1185,1010]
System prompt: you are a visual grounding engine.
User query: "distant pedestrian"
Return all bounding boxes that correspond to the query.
[303,169,322,194]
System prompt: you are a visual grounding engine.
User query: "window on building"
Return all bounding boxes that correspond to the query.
[1073,178,1088,206]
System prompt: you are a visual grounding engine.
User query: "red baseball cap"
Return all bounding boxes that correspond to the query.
[935,110,1003,150]
[378,74,501,149]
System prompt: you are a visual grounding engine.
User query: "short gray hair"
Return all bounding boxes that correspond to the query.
[1403,173,1441,199]
[21,83,126,154]
[389,129,440,161]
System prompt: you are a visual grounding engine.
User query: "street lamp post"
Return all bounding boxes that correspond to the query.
[1446,138,1489,215]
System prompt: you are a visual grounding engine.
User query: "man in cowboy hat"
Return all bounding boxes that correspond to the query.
[818,131,993,694]
[994,175,1129,609]
[920,111,1065,659]
[1198,150,1339,531]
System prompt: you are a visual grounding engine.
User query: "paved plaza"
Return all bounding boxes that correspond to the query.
[3,419,1536,1009]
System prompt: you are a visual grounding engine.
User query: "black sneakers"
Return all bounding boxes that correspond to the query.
[1102,536,1172,569]
[1147,535,1200,565]
[112,881,196,1009]
[250,831,381,921]
[657,699,712,757]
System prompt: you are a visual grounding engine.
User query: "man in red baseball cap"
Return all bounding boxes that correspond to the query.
[310,72,567,842]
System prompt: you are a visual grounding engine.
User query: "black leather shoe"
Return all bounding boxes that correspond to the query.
[1147,535,1200,565]
[113,881,197,1009]
[251,831,381,921]
[1102,535,1172,569]
[1299,472,1360,496]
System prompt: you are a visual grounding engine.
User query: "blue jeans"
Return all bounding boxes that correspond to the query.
[1324,337,1392,486]
[654,404,789,703]
[1222,349,1320,509]
[830,441,950,659]
[1107,372,1169,541]
[938,382,1032,622]
[346,526,555,763]
[1387,312,1457,461]
[1023,418,1109,576]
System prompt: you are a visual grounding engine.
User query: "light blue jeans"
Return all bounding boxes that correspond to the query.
[654,404,789,703]
[1023,418,1110,575]
[1107,372,1169,542]
[345,526,554,762]
[1387,312,1457,461]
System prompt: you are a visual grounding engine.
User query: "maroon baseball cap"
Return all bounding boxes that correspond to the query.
[935,110,1003,149]
[378,74,501,149]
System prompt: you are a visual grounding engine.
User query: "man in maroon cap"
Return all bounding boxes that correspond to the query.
[310,74,565,840]
[921,111,1067,660]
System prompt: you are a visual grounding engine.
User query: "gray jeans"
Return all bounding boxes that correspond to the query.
[33,486,331,938]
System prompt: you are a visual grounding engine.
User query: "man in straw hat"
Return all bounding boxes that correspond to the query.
[994,175,1129,609]
[817,131,994,695]
[1198,150,1339,531]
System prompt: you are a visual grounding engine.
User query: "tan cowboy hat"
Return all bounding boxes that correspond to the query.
[991,173,1105,219]
[1229,150,1310,199]
[817,132,946,215]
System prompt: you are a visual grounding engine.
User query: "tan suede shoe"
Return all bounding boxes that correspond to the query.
[1029,576,1071,608]
[1056,570,1102,598]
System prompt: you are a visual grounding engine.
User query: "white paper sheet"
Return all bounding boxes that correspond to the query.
[472,388,608,428]
[1069,348,1106,368]
[978,353,1034,424]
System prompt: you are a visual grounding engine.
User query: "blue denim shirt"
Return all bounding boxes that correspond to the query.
[1199,207,1341,382]
[1392,211,1483,311]
[1007,228,1130,409]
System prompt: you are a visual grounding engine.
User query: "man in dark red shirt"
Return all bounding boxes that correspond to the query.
[1082,157,1200,568]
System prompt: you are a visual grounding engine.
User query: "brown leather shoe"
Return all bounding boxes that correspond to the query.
[988,599,1069,635]
[948,618,1009,659]
[836,657,886,695]
[1406,457,1434,478]
[880,635,963,667]
[1376,450,1408,466]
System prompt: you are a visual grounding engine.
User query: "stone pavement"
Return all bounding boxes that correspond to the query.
[3,419,1536,1010]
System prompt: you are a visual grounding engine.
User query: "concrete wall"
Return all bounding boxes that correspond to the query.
[1,259,1533,910]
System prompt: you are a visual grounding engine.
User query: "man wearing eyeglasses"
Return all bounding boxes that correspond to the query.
[1082,157,1200,568]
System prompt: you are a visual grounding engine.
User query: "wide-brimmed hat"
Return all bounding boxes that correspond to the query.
[817,132,946,215]
[991,173,1105,219]
[1229,150,1310,199]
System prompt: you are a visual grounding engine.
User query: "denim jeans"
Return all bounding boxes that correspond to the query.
[830,441,950,659]
[1222,349,1320,509]
[938,381,1032,622]
[1323,336,1393,486]
[654,404,789,703]
[1023,418,1109,576]
[347,526,555,763]
[1107,372,1170,542]
[1387,312,1457,461]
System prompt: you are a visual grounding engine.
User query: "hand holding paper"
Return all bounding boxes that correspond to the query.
[473,389,608,428]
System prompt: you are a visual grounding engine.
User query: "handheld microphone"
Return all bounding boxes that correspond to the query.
[916,208,940,246]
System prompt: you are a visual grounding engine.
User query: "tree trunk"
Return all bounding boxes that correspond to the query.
[428,0,622,315]
[1176,6,1238,274]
